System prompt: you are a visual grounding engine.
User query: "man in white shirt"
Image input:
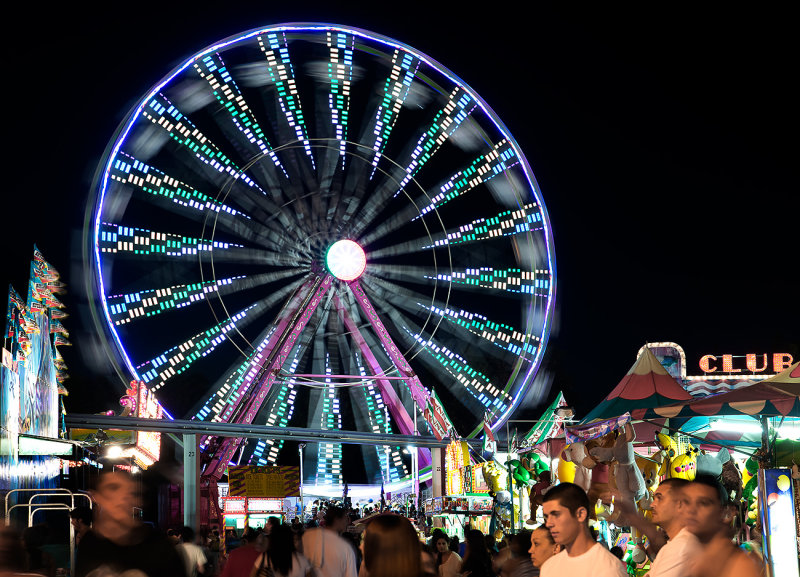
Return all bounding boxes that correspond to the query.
[302,506,358,577]
[636,478,701,576]
[539,482,626,577]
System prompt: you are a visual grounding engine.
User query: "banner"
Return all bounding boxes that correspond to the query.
[565,412,630,444]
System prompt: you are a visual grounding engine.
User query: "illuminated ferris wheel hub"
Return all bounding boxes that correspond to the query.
[326,239,366,281]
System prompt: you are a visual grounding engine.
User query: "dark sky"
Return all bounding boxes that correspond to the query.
[4,4,797,424]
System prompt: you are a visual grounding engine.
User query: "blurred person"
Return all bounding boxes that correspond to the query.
[1,526,28,576]
[360,514,422,577]
[681,475,762,577]
[539,483,625,576]
[21,524,56,576]
[178,526,207,577]
[302,506,357,577]
[433,534,460,577]
[75,470,184,577]
[527,526,559,573]
[70,506,93,547]
[222,530,266,577]
[499,531,534,577]
[459,529,492,577]
[419,542,437,577]
[250,524,310,577]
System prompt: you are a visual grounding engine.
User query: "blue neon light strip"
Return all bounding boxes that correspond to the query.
[327,31,353,161]
[396,87,476,194]
[193,53,287,177]
[426,267,551,297]
[368,49,419,177]
[423,203,544,248]
[416,140,519,218]
[258,32,315,166]
[110,154,249,218]
[98,223,243,257]
[416,302,539,359]
[405,328,511,412]
[105,276,244,326]
[142,94,266,194]
[137,304,258,390]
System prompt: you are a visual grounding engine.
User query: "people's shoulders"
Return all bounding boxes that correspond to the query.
[540,545,625,575]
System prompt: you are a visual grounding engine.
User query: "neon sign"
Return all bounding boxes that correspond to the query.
[699,353,793,374]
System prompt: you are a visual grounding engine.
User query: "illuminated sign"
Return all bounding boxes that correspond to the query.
[223,497,246,513]
[699,353,793,374]
[133,381,163,468]
[445,440,469,496]
[18,435,73,456]
[247,498,283,512]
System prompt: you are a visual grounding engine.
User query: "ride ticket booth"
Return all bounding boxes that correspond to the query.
[223,465,300,533]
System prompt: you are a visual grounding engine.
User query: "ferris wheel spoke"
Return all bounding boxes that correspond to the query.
[402,327,513,417]
[425,266,552,297]
[256,32,315,168]
[362,49,420,180]
[104,275,246,326]
[324,31,354,168]
[136,302,260,391]
[414,302,540,362]
[364,86,478,215]
[368,202,545,259]
[413,139,519,220]
[368,263,444,287]
[141,93,268,195]
[109,153,251,222]
[193,53,289,179]
[97,222,245,258]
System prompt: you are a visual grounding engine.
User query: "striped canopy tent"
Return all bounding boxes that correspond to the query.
[632,362,800,420]
[580,347,694,424]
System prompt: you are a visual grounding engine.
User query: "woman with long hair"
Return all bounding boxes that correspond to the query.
[250,524,311,577]
[361,514,423,577]
[460,529,493,577]
[433,534,461,577]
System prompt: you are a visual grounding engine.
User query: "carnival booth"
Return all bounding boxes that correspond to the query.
[222,465,300,532]
[425,441,495,540]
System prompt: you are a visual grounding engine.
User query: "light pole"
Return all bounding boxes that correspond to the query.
[298,443,306,518]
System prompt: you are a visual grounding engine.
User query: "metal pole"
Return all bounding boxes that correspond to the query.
[184,434,198,529]
[298,443,305,519]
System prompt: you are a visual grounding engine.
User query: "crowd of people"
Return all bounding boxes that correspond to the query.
[1,470,767,577]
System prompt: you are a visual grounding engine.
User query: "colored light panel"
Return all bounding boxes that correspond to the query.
[194,54,287,177]
[106,276,243,325]
[423,203,544,249]
[426,267,551,296]
[416,140,519,218]
[109,154,248,219]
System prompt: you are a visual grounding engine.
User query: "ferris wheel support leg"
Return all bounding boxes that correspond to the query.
[332,294,431,469]
[202,275,335,480]
[347,280,457,442]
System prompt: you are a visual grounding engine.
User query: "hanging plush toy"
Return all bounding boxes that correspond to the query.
[561,442,593,492]
[589,423,647,510]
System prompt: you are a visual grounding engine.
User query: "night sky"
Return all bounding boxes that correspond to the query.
[4,4,797,430]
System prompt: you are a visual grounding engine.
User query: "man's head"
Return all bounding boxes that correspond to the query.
[91,471,141,530]
[542,482,590,547]
[70,506,93,533]
[681,474,732,543]
[324,505,348,533]
[650,478,689,530]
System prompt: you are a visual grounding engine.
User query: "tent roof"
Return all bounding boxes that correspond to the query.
[581,347,693,423]
[758,361,800,394]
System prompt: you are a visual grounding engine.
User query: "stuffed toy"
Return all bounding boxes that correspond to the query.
[561,442,593,492]
[590,423,647,508]
[696,447,731,477]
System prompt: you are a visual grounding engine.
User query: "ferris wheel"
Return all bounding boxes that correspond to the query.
[88,23,556,485]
